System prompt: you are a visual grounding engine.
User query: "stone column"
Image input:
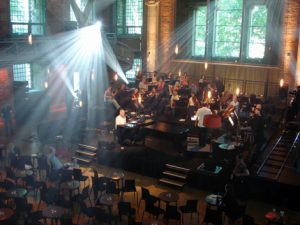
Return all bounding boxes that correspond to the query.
[158,0,176,73]
[145,0,160,72]
[281,0,300,89]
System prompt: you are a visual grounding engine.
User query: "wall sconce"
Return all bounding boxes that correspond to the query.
[79,100,83,107]
[44,82,48,89]
[236,87,240,96]
[114,73,118,81]
[178,69,181,77]
[204,62,208,71]
[279,78,284,88]
[175,44,179,55]
[138,94,142,105]
[28,33,32,45]
[91,72,95,81]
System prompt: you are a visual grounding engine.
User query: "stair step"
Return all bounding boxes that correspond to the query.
[159,178,185,188]
[269,155,285,162]
[265,160,283,167]
[163,171,187,180]
[261,166,279,174]
[72,156,92,164]
[165,164,190,173]
[274,147,288,152]
[258,172,276,180]
[76,150,97,157]
[78,144,97,152]
[272,151,287,157]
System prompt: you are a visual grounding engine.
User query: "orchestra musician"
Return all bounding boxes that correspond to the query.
[187,92,200,119]
[104,85,120,109]
[131,88,144,110]
[138,77,148,95]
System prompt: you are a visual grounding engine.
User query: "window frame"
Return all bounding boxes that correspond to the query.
[115,0,144,37]
[10,0,46,36]
[188,0,280,65]
[13,63,33,89]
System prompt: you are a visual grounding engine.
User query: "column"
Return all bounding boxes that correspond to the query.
[145,0,160,72]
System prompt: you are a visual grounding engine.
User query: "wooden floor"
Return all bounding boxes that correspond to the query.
[1,116,300,225]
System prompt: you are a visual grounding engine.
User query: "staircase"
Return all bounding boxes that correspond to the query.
[257,128,300,181]
[159,164,190,189]
[72,144,97,165]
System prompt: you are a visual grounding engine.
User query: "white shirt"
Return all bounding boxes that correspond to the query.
[188,97,195,106]
[115,115,126,129]
[196,106,212,127]
[230,100,239,112]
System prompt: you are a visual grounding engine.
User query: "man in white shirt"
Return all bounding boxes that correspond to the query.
[196,103,212,148]
[115,109,127,144]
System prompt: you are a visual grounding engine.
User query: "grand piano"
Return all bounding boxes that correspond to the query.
[143,122,190,154]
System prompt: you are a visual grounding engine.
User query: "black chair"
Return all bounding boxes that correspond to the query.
[142,197,164,220]
[118,201,136,223]
[179,200,199,225]
[72,185,93,206]
[73,168,88,187]
[60,217,77,225]
[165,204,181,224]
[106,181,120,195]
[138,187,159,212]
[78,200,103,225]
[203,207,223,225]
[122,179,138,204]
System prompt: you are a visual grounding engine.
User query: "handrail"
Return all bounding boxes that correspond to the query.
[256,135,283,176]
[275,132,300,180]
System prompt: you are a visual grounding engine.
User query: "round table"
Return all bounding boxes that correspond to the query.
[218,143,236,150]
[42,205,64,219]
[5,188,27,198]
[265,211,286,225]
[100,194,119,206]
[159,192,179,206]
[142,219,165,225]
[205,194,222,206]
[14,169,33,178]
[0,208,14,222]
[63,162,80,170]
[108,171,125,190]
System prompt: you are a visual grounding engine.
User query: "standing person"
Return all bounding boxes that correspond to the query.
[104,85,120,110]
[46,145,63,171]
[196,103,212,148]
[214,76,224,97]
[1,105,13,137]
[131,88,144,110]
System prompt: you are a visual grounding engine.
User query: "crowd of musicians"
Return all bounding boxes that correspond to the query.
[104,71,270,149]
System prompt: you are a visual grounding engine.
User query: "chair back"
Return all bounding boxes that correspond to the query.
[141,187,150,200]
[186,200,198,212]
[73,168,82,179]
[118,201,131,216]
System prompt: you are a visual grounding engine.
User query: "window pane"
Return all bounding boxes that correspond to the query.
[213,0,242,58]
[247,5,268,59]
[13,64,32,88]
[125,0,143,34]
[193,6,207,57]
[126,58,142,80]
[10,0,45,35]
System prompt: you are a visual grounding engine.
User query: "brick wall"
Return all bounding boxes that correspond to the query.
[0,68,12,106]
[280,0,300,88]
[0,0,10,37]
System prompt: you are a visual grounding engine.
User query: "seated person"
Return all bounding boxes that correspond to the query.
[115,109,144,145]
[139,77,148,95]
[131,88,144,110]
[46,145,63,171]
[187,92,200,119]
